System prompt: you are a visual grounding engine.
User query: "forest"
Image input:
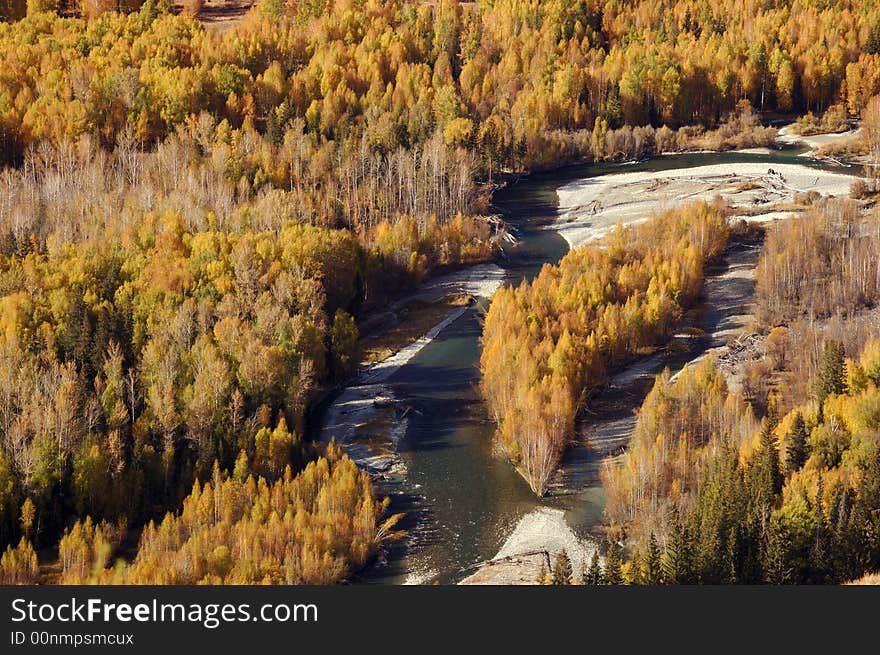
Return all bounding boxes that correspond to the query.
[5,0,880,175]
[2,0,880,584]
[480,201,729,495]
[597,199,880,584]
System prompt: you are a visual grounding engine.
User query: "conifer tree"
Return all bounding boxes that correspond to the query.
[784,412,809,476]
[602,543,623,585]
[584,550,602,585]
[810,475,831,583]
[663,516,693,584]
[763,517,789,584]
[765,390,780,433]
[814,341,846,407]
[552,549,573,585]
[757,419,783,499]
[578,561,588,586]
[644,532,662,584]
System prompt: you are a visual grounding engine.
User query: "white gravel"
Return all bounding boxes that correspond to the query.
[731,210,798,224]
[777,124,861,152]
[411,262,506,303]
[553,162,858,249]
[494,508,594,570]
[459,507,599,584]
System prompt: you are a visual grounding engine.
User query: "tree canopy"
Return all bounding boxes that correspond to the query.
[481,201,729,494]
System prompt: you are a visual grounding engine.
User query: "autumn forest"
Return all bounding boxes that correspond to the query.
[1,0,880,586]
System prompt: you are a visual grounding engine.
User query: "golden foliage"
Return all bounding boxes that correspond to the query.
[60,448,402,585]
[481,201,729,494]
[0,537,38,584]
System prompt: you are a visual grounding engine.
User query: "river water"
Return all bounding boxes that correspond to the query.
[352,147,850,584]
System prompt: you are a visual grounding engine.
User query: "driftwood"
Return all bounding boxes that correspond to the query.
[716,332,765,372]
[481,213,518,246]
[460,549,552,574]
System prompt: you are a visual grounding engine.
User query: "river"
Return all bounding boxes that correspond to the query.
[340,146,856,584]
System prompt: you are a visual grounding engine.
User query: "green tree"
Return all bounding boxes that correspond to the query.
[259,0,285,19]
[644,532,662,584]
[866,19,880,55]
[0,451,20,544]
[784,412,809,476]
[583,549,601,585]
[552,549,572,585]
[809,476,831,583]
[602,543,623,585]
[755,419,782,501]
[72,440,111,517]
[763,516,789,584]
[815,341,846,407]
[663,517,693,584]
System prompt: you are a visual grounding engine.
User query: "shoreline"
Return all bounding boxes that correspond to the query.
[320,265,505,474]
[553,161,858,250]
[777,124,861,156]
[459,507,599,584]
[330,128,865,584]
[462,231,764,584]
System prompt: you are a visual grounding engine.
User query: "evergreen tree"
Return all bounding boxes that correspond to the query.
[552,549,572,585]
[765,390,780,433]
[584,549,602,585]
[763,516,789,584]
[809,475,831,583]
[602,542,623,585]
[663,516,693,584]
[826,485,852,582]
[724,527,739,585]
[644,532,662,584]
[784,412,809,476]
[867,19,880,55]
[757,419,783,499]
[853,450,880,574]
[814,340,846,407]
[265,111,283,146]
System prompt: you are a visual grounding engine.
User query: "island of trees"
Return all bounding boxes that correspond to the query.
[480,201,729,495]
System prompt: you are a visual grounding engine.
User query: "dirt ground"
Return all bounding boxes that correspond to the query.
[175,0,254,32]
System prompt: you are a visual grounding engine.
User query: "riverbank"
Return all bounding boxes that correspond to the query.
[320,264,505,474]
[553,161,858,250]
[459,508,598,584]
[323,138,866,585]
[777,123,861,154]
